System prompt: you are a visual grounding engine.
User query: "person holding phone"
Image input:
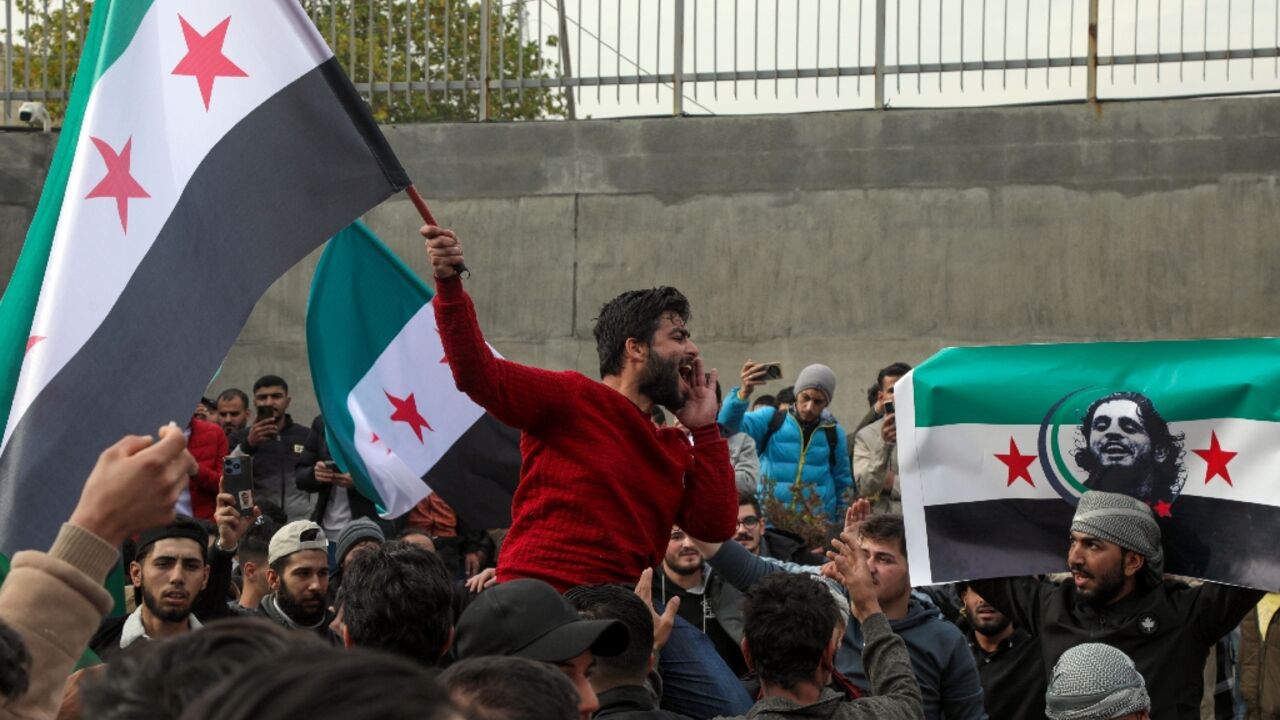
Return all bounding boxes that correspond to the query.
[228,375,312,521]
[851,363,912,517]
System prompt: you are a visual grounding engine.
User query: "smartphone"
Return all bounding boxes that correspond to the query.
[255,404,276,423]
[222,455,255,513]
[762,363,783,380]
[884,400,896,415]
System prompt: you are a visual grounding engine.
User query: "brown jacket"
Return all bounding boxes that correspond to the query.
[1240,601,1280,720]
[0,524,117,720]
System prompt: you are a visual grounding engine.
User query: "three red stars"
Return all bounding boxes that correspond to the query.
[386,390,433,442]
[85,136,150,233]
[172,15,248,110]
[1193,431,1237,487]
[995,437,1037,487]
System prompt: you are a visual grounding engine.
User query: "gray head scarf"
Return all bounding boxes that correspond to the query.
[1045,643,1150,720]
[1070,491,1163,581]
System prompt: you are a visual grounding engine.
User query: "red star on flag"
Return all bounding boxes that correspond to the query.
[172,15,248,110]
[385,390,433,442]
[85,137,150,233]
[371,432,380,444]
[1193,431,1237,487]
[25,336,45,354]
[1154,500,1174,518]
[995,437,1037,487]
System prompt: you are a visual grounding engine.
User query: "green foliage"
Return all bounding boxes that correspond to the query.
[8,0,566,123]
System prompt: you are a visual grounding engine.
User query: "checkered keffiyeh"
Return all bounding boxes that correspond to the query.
[1071,491,1164,580]
[1045,643,1150,720]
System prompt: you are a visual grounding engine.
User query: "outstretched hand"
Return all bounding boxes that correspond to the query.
[635,568,681,652]
[70,424,197,546]
[673,357,719,429]
[826,532,882,622]
[843,498,871,539]
[422,225,464,279]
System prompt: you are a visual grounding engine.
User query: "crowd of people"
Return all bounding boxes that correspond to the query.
[0,225,1275,720]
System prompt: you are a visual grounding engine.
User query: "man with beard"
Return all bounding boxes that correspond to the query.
[956,581,1045,720]
[969,491,1263,720]
[424,226,736,591]
[90,516,210,660]
[653,526,747,675]
[258,519,338,642]
[719,362,853,523]
[735,492,824,565]
[1074,392,1185,506]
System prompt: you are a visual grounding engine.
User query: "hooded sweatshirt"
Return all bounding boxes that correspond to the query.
[706,541,987,720]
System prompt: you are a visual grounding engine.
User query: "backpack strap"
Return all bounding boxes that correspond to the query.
[824,425,840,473]
[758,407,787,455]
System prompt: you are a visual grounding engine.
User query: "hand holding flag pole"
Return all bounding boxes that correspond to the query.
[406,185,469,277]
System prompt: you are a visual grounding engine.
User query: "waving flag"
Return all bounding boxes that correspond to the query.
[0,0,409,556]
[307,222,520,529]
[898,339,1280,591]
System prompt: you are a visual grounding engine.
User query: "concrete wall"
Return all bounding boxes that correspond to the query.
[3,96,1280,426]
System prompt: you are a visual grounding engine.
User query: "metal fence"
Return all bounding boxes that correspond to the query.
[3,0,1280,123]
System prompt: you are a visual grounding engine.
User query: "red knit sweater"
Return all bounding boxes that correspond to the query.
[434,275,738,592]
[187,417,228,520]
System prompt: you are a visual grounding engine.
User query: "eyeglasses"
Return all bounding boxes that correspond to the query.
[736,516,761,529]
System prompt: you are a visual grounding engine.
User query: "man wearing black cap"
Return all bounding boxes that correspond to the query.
[454,578,629,720]
[89,515,209,660]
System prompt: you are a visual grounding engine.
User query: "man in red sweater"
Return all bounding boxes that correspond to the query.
[423,225,737,592]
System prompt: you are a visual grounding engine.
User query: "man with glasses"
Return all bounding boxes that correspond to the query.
[734,492,825,565]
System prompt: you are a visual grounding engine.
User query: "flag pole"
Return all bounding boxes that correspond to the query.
[405,185,469,276]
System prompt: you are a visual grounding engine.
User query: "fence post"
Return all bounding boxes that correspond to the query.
[874,0,886,109]
[4,0,13,123]
[555,0,577,120]
[1087,0,1099,103]
[673,0,685,116]
[479,0,491,120]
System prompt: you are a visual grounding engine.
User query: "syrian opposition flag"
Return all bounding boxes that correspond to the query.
[0,0,409,556]
[898,339,1280,591]
[307,222,520,529]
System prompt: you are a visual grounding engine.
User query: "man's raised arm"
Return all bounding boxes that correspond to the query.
[424,225,566,431]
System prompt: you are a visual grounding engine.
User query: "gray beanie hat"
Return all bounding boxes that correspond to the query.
[336,517,385,566]
[794,364,836,402]
[1045,643,1150,720]
[1071,491,1163,581]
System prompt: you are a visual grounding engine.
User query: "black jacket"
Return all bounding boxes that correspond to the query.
[759,528,825,566]
[596,686,692,719]
[230,414,312,520]
[970,576,1263,720]
[967,628,1045,720]
[294,415,382,527]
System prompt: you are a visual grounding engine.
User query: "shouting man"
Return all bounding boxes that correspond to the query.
[424,225,736,591]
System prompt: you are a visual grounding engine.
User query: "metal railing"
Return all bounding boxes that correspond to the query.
[3,0,1280,124]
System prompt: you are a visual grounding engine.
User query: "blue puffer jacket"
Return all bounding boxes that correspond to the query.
[718,386,854,518]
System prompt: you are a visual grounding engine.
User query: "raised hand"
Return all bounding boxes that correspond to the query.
[673,357,719,429]
[827,532,882,622]
[735,359,773,400]
[634,568,681,652]
[422,225,464,279]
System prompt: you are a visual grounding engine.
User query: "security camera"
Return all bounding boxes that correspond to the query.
[17,102,51,132]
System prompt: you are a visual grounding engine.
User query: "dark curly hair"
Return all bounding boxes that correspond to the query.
[592,287,690,378]
[1073,391,1185,503]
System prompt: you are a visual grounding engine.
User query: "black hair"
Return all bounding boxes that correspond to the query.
[592,287,690,378]
[198,397,216,410]
[439,656,578,720]
[216,388,249,408]
[1073,391,1186,503]
[338,541,454,666]
[859,514,908,559]
[237,516,279,565]
[81,618,306,720]
[751,394,777,410]
[565,584,653,685]
[742,574,841,691]
[252,375,289,394]
[649,405,667,426]
[738,490,761,516]
[252,499,289,527]
[876,362,913,389]
[177,646,455,720]
[866,383,880,409]
[0,619,31,701]
[776,386,796,406]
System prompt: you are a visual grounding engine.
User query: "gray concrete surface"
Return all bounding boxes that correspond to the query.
[2,95,1279,427]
